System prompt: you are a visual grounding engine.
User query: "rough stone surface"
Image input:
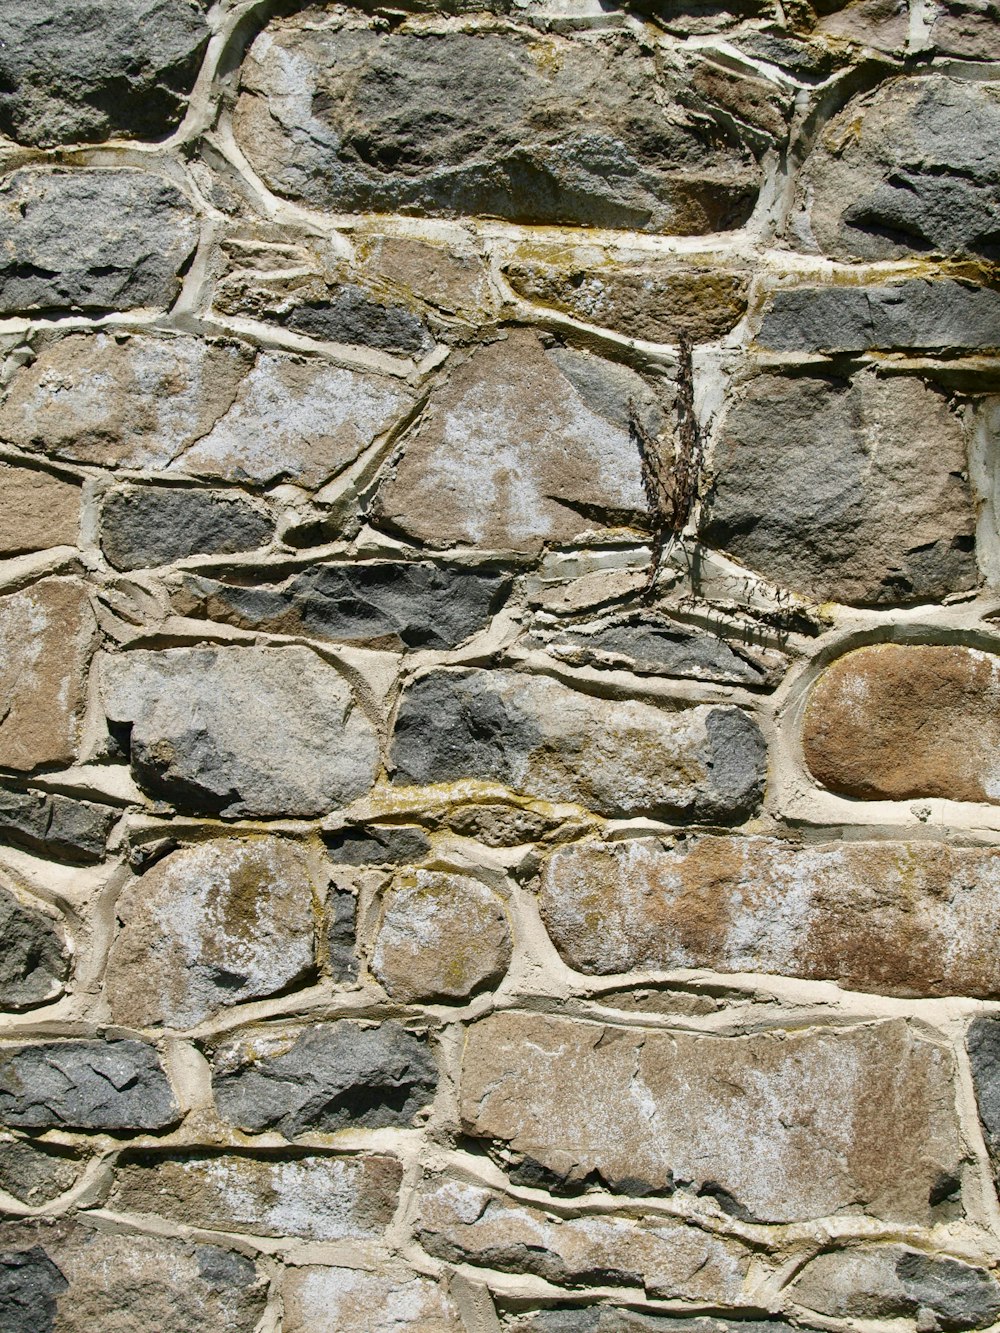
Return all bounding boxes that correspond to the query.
[101,646,379,818]
[804,644,1000,805]
[0,465,79,557]
[391,668,767,823]
[701,371,976,605]
[0,784,115,864]
[460,1012,960,1223]
[175,561,511,649]
[212,1021,437,1138]
[327,825,431,866]
[927,0,1000,56]
[0,886,68,1011]
[373,330,661,553]
[282,1265,463,1333]
[236,20,763,233]
[106,837,322,1029]
[967,1017,1000,1183]
[0,1040,178,1131]
[100,487,273,571]
[281,287,433,356]
[540,836,1000,997]
[0,1241,67,1332]
[0,578,98,772]
[109,1151,402,1241]
[0,0,210,148]
[508,1312,805,1333]
[371,870,512,1003]
[0,168,198,315]
[0,1139,81,1206]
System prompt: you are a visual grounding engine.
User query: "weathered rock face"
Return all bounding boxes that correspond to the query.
[927,0,1000,56]
[0,465,79,557]
[371,870,512,1003]
[106,837,322,1028]
[508,1312,809,1333]
[236,18,764,233]
[0,886,68,1011]
[0,0,210,148]
[0,168,198,315]
[100,487,273,571]
[101,646,379,817]
[282,1265,463,1333]
[0,1040,178,1131]
[967,1017,1000,1183]
[804,644,1000,804]
[109,1151,402,1241]
[701,371,976,605]
[540,836,1000,996]
[391,669,767,822]
[0,1139,82,1206]
[460,1012,961,1223]
[0,784,115,864]
[327,824,431,867]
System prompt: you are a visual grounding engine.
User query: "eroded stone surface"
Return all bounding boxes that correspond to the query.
[701,372,975,605]
[100,487,273,570]
[540,836,1000,996]
[372,871,512,1003]
[283,1265,462,1333]
[508,1311,805,1333]
[0,886,68,1011]
[101,646,379,818]
[967,1017,1000,1185]
[460,1012,961,1223]
[106,837,321,1029]
[0,784,115,864]
[0,465,79,556]
[0,1138,81,1206]
[391,668,767,823]
[327,825,431,866]
[804,644,1000,804]
[927,0,1000,56]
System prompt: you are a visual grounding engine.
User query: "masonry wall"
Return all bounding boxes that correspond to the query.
[0,1,1000,1330]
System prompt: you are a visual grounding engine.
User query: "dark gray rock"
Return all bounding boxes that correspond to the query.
[327,825,431,866]
[969,1017,1000,1177]
[326,885,358,982]
[0,1040,179,1131]
[0,168,199,316]
[286,287,433,355]
[100,487,273,571]
[0,1245,67,1333]
[0,888,68,1010]
[0,784,116,864]
[509,1311,802,1333]
[757,280,1000,353]
[212,1022,437,1139]
[897,1251,1000,1331]
[927,0,1000,57]
[0,0,210,148]
[730,29,839,75]
[0,1140,81,1206]
[177,562,511,650]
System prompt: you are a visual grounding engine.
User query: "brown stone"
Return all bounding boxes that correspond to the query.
[0,577,97,771]
[371,870,512,1003]
[540,836,1000,997]
[282,1265,463,1333]
[366,236,490,317]
[804,644,1000,805]
[0,464,79,555]
[460,1012,961,1224]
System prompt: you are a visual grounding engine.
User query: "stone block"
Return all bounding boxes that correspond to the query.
[0,464,79,557]
[0,1138,82,1206]
[0,784,116,864]
[927,0,1000,56]
[100,486,273,571]
[0,886,68,1010]
[282,1265,462,1333]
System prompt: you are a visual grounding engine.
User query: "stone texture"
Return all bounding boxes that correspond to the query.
[0,168,198,315]
[927,0,1000,56]
[0,465,79,557]
[0,886,68,1010]
[236,19,762,233]
[797,76,1000,261]
[371,870,512,1003]
[212,1021,437,1138]
[175,561,511,649]
[0,1139,81,1206]
[327,883,358,982]
[106,837,322,1029]
[327,825,431,866]
[109,1151,402,1241]
[375,331,660,553]
[508,1312,804,1333]
[0,1039,178,1131]
[0,784,116,864]
[803,644,1000,804]
[282,1265,462,1333]
[812,0,910,49]
[967,1017,1000,1182]
[0,578,98,772]
[701,371,976,606]
[100,487,273,571]
[0,1241,67,1333]
[0,0,210,148]
[101,645,379,818]
[391,668,767,823]
[460,1012,960,1223]
[540,836,1000,997]
[417,1175,751,1302]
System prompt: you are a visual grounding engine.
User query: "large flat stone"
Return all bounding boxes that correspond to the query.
[391,668,767,823]
[282,1266,462,1333]
[0,886,68,1011]
[100,486,273,571]
[460,1012,961,1223]
[509,1312,807,1333]
[927,0,1000,57]
[0,465,79,557]
[0,784,116,864]
[803,644,1000,804]
[701,371,976,606]
[101,646,379,818]
[235,19,762,233]
[0,168,198,315]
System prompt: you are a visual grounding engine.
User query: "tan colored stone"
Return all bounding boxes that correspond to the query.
[106,837,322,1029]
[282,1265,463,1333]
[541,836,1000,997]
[0,464,79,555]
[0,577,96,771]
[366,236,490,316]
[804,644,1000,804]
[460,1012,961,1224]
[371,870,512,1003]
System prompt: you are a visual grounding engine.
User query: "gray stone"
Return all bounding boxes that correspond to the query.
[509,1313,803,1333]
[0,1139,81,1206]
[175,561,511,649]
[101,646,379,818]
[0,1244,66,1333]
[0,785,116,864]
[0,168,198,315]
[100,487,273,571]
[798,76,1000,261]
[285,287,433,355]
[0,1040,178,1131]
[391,668,766,823]
[701,370,976,605]
[236,20,762,233]
[0,0,210,148]
[283,1265,463,1333]
[327,825,431,866]
[927,0,1000,56]
[212,1021,437,1139]
[0,887,67,1011]
[968,1018,1000,1182]
[327,883,358,982]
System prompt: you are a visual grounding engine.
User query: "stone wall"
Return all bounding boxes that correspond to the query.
[0,1,999,1330]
